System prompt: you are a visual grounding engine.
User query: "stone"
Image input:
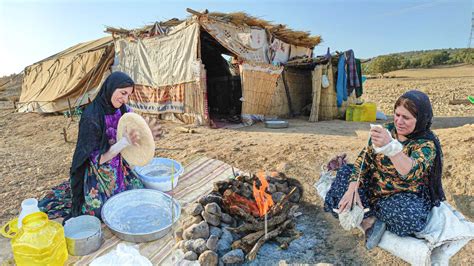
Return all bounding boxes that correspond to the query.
[187,202,204,216]
[289,186,301,203]
[192,238,208,254]
[222,249,245,264]
[272,192,286,203]
[184,240,194,252]
[183,220,209,240]
[183,251,198,261]
[198,194,223,206]
[216,229,233,256]
[175,227,184,241]
[201,211,221,226]
[240,182,253,198]
[221,229,233,243]
[275,182,289,193]
[181,215,203,230]
[209,226,222,238]
[205,202,222,217]
[268,183,277,194]
[198,250,218,266]
[206,235,219,251]
[177,240,186,250]
[220,212,233,224]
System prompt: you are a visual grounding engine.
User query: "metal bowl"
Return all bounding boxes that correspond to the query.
[64,215,103,256]
[101,189,181,243]
[265,120,289,128]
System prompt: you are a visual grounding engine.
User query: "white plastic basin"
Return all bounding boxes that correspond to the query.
[134,158,184,192]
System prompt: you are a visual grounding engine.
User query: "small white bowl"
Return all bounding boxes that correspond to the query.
[134,158,184,192]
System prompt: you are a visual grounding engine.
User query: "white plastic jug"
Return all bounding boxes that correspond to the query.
[18,198,40,228]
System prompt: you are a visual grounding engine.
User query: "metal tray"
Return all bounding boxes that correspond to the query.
[101,189,181,243]
[265,120,289,129]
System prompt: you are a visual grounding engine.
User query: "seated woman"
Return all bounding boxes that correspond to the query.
[39,72,161,220]
[324,90,445,249]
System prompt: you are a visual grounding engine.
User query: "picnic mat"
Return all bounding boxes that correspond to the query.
[66,156,235,265]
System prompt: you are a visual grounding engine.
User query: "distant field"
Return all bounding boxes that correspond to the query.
[363,65,474,117]
[385,64,474,78]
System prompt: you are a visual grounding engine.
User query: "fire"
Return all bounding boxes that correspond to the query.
[252,171,274,217]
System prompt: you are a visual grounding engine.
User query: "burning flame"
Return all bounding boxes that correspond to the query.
[253,171,274,217]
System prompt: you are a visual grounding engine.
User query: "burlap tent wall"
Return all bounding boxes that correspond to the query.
[18,36,114,113]
[108,12,319,124]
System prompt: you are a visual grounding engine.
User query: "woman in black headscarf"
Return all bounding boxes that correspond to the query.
[40,72,160,219]
[324,90,444,250]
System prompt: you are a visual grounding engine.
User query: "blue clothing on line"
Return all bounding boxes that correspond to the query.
[336,55,347,107]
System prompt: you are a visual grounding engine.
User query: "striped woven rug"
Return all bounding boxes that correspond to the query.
[67,156,235,265]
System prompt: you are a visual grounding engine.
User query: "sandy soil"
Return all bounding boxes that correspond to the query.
[0,66,473,264]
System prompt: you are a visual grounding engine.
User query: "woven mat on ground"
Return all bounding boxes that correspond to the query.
[67,156,235,265]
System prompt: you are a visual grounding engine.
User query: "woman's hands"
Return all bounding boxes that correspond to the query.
[370,126,392,148]
[145,117,163,140]
[124,127,140,146]
[337,182,364,213]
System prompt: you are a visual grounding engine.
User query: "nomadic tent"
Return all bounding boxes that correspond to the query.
[18,37,114,113]
[106,9,321,125]
[19,9,330,124]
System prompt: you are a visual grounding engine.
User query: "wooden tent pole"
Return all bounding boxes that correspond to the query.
[281,70,294,117]
[309,65,323,122]
[186,8,204,17]
[67,98,74,121]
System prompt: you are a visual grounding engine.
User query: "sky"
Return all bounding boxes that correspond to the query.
[0,0,472,76]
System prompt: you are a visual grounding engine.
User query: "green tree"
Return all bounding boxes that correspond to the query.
[368,55,401,75]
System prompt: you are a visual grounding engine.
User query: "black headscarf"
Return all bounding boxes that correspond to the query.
[70,72,134,217]
[397,90,445,207]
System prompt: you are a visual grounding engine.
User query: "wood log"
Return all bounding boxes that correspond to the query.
[449,99,470,105]
[274,228,302,250]
[268,187,297,216]
[228,205,258,224]
[246,219,292,261]
[223,189,260,217]
[231,229,267,252]
[227,204,294,233]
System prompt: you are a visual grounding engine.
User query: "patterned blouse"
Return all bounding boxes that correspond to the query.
[349,123,437,199]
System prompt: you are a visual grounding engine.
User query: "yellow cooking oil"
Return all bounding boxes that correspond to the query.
[11,212,68,266]
[360,102,377,122]
[352,104,363,121]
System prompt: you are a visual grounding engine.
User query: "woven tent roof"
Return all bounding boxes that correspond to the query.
[105,9,321,49]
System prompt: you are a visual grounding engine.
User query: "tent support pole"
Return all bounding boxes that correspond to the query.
[281,70,293,117]
[67,98,74,121]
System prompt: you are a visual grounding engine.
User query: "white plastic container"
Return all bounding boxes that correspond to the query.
[134,158,184,192]
[18,198,40,228]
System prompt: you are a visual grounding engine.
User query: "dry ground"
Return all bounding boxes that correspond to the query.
[0,66,473,264]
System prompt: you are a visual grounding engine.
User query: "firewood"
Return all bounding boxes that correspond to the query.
[213,180,230,194]
[227,204,296,233]
[274,228,302,250]
[228,205,258,224]
[223,189,260,217]
[268,187,297,216]
[246,219,292,261]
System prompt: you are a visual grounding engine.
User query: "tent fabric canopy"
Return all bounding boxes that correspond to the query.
[18,36,114,113]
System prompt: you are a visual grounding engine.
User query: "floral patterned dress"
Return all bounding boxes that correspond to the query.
[324,123,435,236]
[39,108,144,219]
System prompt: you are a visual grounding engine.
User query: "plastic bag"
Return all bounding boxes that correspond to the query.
[314,166,337,200]
[322,74,330,88]
[90,243,152,266]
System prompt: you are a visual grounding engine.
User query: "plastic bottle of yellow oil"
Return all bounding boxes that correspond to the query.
[11,212,68,266]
